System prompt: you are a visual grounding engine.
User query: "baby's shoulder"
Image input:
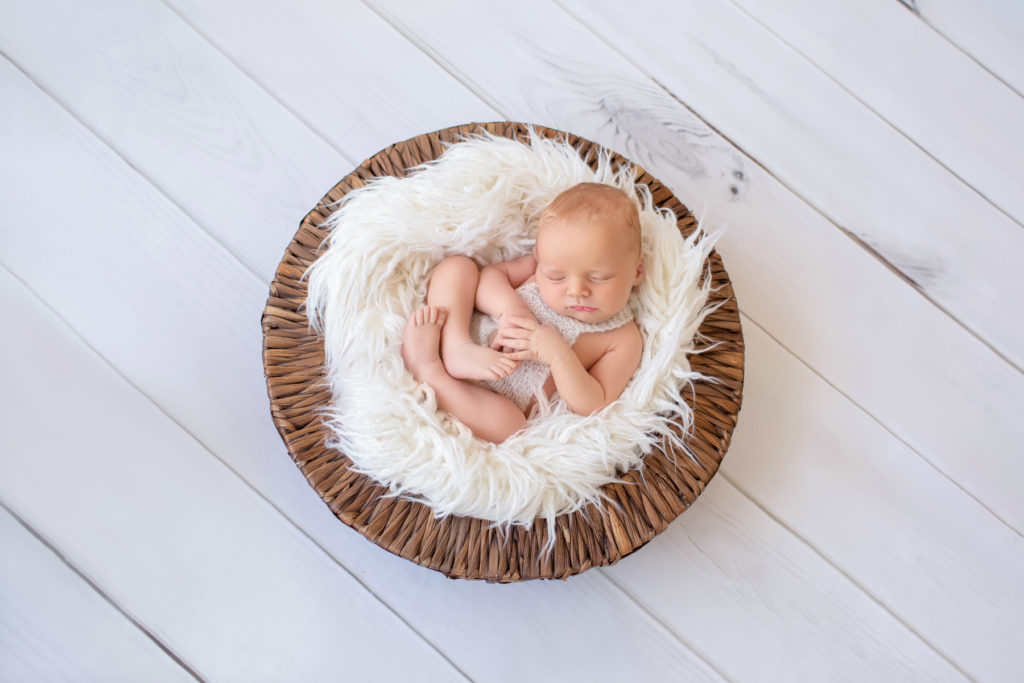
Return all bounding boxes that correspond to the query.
[602,319,642,348]
[574,321,641,373]
[577,320,641,354]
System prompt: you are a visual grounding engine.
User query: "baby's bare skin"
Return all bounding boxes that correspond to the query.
[402,182,644,443]
[442,338,518,381]
[403,304,527,443]
[426,255,519,382]
[401,304,448,381]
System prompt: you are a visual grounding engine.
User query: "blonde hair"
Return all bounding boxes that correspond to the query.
[538,182,641,252]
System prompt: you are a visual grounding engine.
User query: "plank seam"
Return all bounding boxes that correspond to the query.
[895,0,1024,101]
[161,0,1022,566]
[598,571,736,683]
[361,0,509,119]
[0,498,206,682]
[0,50,267,284]
[551,0,1024,377]
[720,0,1024,231]
[362,0,1024,539]
[1,263,473,681]
[0,9,1010,675]
[738,310,1024,541]
[719,472,977,682]
[155,0,361,166]
[896,0,920,16]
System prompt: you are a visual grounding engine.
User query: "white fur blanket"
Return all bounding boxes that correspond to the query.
[305,130,719,543]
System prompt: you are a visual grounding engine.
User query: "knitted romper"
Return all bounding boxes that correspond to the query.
[470,281,635,411]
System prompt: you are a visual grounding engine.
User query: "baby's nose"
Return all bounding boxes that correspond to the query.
[567,277,589,297]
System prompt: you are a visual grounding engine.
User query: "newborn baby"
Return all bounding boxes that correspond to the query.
[402,182,644,443]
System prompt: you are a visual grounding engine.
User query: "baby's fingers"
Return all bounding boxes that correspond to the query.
[501,338,531,350]
[507,350,535,361]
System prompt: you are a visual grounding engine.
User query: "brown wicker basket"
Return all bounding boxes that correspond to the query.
[261,122,744,582]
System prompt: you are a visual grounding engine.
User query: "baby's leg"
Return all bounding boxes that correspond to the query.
[427,255,516,381]
[403,305,527,443]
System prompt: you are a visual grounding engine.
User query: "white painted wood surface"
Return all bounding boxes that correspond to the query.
[0,506,192,682]
[1,0,1021,680]
[730,0,1024,227]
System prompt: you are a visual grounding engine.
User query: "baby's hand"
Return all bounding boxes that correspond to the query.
[502,316,574,366]
[491,307,536,353]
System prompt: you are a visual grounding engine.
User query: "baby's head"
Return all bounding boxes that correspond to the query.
[534,182,644,324]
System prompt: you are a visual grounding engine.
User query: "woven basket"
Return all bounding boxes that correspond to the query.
[261,122,744,582]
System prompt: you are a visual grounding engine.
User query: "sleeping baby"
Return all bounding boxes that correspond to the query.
[402,182,645,443]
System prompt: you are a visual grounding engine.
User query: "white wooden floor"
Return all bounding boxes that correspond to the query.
[2,0,1022,680]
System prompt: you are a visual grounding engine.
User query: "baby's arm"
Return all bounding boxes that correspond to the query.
[504,319,643,414]
[477,254,538,349]
[477,254,536,315]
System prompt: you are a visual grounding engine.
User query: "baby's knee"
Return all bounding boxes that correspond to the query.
[484,405,528,443]
[434,255,479,280]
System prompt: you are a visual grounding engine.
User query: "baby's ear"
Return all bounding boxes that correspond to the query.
[634,256,645,286]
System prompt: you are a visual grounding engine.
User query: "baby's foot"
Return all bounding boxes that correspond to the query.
[402,305,449,383]
[442,339,518,381]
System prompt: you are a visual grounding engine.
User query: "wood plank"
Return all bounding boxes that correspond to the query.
[0,12,966,678]
[0,505,192,682]
[606,475,971,681]
[161,0,495,165]
[722,316,1024,681]
[0,266,465,681]
[367,0,1024,536]
[0,17,994,681]
[0,0,485,282]
[0,0,343,281]
[0,52,723,681]
[555,0,1024,368]
[359,2,1024,678]
[904,0,1024,97]
[730,0,1024,226]
[144,0,1024,557]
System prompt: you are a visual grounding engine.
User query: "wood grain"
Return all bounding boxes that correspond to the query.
[731,0,1024,226]
[605,476,970,681]
[2,0,1022,677]
[906,0,1024,96]
[162,0,495,164]
[0,50,725,681]
[0,44,957,678]
[0,268,464,682]
[369,0,1024,535]
[557,0,1024,367]
[730,316,1024,681]
[0,0,342,281]
[0,506,193,682]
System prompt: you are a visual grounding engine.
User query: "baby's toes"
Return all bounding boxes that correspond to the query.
[493,358,517,378]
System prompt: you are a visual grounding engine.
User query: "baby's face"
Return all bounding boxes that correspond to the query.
[534,216,643,324]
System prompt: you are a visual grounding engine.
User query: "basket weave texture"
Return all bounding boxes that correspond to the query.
[261,122,744,582]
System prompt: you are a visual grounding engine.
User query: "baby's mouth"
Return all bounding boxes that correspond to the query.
[570,305,597,313]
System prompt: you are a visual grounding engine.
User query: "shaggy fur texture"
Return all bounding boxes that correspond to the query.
[305,130,720,545]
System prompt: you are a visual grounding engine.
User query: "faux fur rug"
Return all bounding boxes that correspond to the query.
[305,130,719,541]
